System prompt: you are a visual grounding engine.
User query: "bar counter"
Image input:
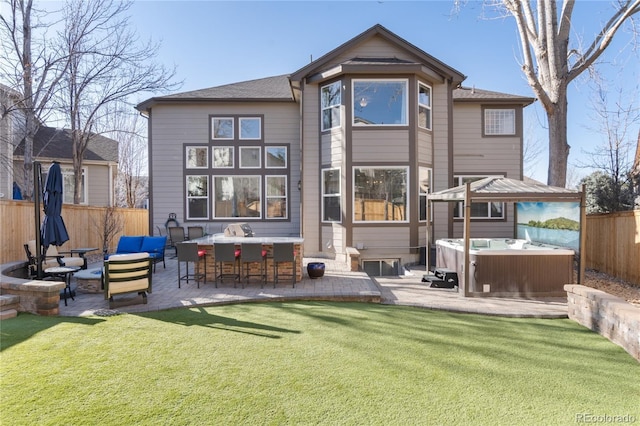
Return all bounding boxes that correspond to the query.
[191,235,304,282]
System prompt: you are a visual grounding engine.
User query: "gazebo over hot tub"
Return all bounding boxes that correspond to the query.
[427,177,585,298]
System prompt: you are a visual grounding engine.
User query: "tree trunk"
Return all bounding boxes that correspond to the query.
[546,92,570,188]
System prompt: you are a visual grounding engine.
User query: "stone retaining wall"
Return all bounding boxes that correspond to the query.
[564,284,639,362]
[1,261,65,316]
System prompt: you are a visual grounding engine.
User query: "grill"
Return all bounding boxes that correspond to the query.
[224,223,254,237]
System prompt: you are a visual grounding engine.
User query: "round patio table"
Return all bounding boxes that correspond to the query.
[45,266,80,306]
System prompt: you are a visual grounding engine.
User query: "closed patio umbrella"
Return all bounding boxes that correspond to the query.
[41,162,69,250]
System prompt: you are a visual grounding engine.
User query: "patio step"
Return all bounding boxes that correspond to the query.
[0,294,20,320]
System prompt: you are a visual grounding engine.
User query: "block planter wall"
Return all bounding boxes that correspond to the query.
[564,284,640,362]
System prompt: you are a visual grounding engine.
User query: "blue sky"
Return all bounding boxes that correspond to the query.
[126,1,638,184]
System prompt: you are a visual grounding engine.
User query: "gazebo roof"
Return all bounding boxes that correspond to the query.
[428,177,581,203]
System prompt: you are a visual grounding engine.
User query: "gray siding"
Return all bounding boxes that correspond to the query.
[150,102,301,237]
[352,130,409,162]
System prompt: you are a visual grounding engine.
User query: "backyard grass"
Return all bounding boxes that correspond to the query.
[1,302,638,425]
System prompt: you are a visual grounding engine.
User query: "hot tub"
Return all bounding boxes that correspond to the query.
[435,238,574,297]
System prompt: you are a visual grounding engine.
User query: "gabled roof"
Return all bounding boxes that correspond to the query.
[429,176,581,203]
[453,86,535,106]
[290,24,466,84]
[14,126,119,163]
[135,75,294,111]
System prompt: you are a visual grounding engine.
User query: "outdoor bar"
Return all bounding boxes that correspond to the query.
[192,234,304,282]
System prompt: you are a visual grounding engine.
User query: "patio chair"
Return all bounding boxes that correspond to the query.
[103,252,153,308]
[176,242,206,288]
[168,226,186,257]
[187,226,204,240]
[24,240,85,277]
[214,243,240,288]
[240,243,267,288]
[272,242,296,288]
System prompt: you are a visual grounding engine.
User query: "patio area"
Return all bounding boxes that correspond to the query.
[58,255,569,318]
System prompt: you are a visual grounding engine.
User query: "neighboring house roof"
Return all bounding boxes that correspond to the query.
[136,75,294,111]
[290,24,466,84]
[632,129,640,178]
[453,86,535,106]
[14,126,119,163]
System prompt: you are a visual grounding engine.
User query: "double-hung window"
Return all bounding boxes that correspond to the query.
[353,79,408,126]
[322,168,341,222]
[419,167,432,221]
[186,175,209,219]
[321,81,341,131]
[484,108,515,135]
[61,166,86,204]
[266,176,287,219]
[418,83,432,130]
[353,167,408,222]
[453,176,504,219]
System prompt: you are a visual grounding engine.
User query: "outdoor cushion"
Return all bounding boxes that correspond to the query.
[116,236,145,254]
[140,236,167,258]
[26,240,84,269]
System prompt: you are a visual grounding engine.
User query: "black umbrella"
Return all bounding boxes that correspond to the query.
[41,162,69,250]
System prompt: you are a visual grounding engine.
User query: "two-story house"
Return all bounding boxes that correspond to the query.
[136,24,534,274]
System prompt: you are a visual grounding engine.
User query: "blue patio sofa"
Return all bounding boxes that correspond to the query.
[107,236,167,272]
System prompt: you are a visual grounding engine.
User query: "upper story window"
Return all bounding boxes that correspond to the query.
[265,146,287,168]
[239,117,261,139]
[321,81,341,131]
[353,79,408,126]
[186,146,208,168]
[212,117,234,139]
[418,83,432,130]
[353,167,408,222]
[484,108,515,135]
[453,175,504,220]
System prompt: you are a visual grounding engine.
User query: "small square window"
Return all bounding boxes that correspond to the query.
[240,147,261,168]
[212,117,234,139]
[186,146,208,168]
[484,109,515,135]
[265,146,287,168]
[240,117,261,139]
[212,147,234,168]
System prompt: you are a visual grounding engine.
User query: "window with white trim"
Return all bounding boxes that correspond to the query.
[266,175,287,219]
[484,109,515,135]
[212,147,234,168]
[212,117,234,139]
[186,146,208,168]
[353,79,408,126]
[418,83,432,130]
[213,176,261,219]
[353,167,408,222]
[239,117,261,139]
[61,166,86,204]
[239,147,261,168]
[321,81,341,131]
[453,176,504,219]
[186,175,209,219]
[265,146,287,168]
[419,167,432,221]
[322,168,341,222]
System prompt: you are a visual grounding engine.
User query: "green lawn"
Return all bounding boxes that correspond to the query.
[1,302,638,425]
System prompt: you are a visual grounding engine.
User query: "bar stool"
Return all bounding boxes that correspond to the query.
[214,243,240,287]
[240,243,267,288]
[187,226,204,240]
[272,242,296,288]
[176,242,206,288]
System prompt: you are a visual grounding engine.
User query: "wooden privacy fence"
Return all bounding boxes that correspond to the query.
[0,200,149,264]
[585,210,640,285]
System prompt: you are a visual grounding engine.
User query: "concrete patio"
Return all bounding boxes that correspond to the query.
[58,255,569,318]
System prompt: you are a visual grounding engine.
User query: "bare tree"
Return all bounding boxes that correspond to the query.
[104,106,148,208]
[0,0,68,200]
[480,0,640,187]
[56,0,178,204]
[578,72,639,210]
